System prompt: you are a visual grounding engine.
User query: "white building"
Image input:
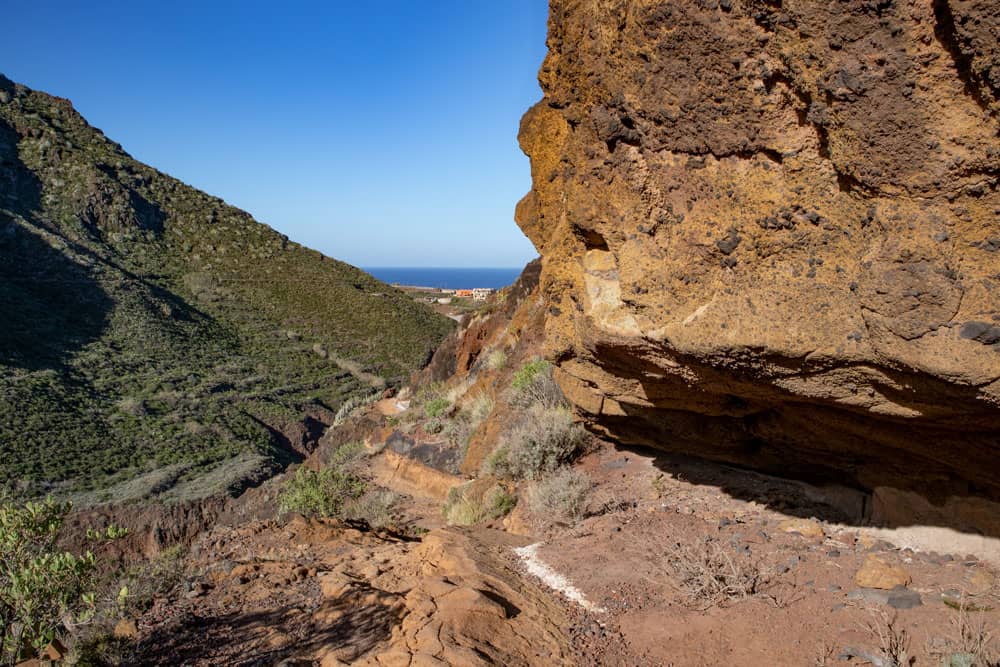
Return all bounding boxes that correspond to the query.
[472,288,494,301]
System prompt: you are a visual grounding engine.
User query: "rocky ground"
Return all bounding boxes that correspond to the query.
[111,433,998,666]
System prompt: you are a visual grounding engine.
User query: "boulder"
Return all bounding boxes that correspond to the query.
[854,555,911,590]
[517,0,1000,539]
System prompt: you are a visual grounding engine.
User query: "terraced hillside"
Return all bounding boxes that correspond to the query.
[0,74,453,500]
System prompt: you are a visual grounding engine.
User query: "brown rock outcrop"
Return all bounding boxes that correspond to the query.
[517,1,1000,535]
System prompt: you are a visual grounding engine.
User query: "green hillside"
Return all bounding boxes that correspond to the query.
[0,74,454,500]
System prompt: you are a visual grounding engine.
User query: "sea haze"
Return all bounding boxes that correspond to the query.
[364,267,523,290]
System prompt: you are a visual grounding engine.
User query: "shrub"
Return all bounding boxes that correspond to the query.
[424,397,451,419]
[467,393,494,423]
[510,358,565,409]
[527,468,592,526]
[483,405,587,480]
[663,538,767,609]
[930,596,999,666]
[278,466,365,519]
[0,498,104,664]
[327,441,367,468]
[343,490,398,530]
[333,391,380,426]
[511,358,550,392]
[486,349,507,370]
[441,393,494,450]
[442,482,516,526]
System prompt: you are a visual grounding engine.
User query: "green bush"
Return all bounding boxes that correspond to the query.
[527,468,591,526]
[511,358,550,391]
[442,482,516,526]
[278,466,365,519]
[326,441,366,468]
[0,498,101,664]
[424,397,451,419]
[483,405,587,480]
[510,358,564,409]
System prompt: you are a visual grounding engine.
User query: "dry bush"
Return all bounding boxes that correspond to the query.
[441,393,494,450]
[509,359,565,410]
[486,348,507,370]
[929,597,999,667]
[344,489,399,530]
[663,538,767,609]
[442,482,516,526]
[333,391,380,426]
[859,607,911,667]
[527,467,592,527]
[483,405,587,480]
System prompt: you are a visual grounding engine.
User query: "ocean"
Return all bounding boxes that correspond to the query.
[364,267,523,290]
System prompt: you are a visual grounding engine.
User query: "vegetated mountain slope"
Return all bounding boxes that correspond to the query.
[0,74,453,498]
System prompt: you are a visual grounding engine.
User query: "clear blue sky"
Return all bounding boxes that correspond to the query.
[1,1,547,268]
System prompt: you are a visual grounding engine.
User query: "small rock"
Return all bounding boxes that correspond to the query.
[781,555,801,573]
[855,555,911,590]
[962,567,995,596]
[113,618,139,639]
[44,639,66,661]
[827,549,841,558]
[887,586,922,610]
[847,588,890,605]
[778,518,825,539]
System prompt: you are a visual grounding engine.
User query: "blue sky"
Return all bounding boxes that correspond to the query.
[1,1,547,268]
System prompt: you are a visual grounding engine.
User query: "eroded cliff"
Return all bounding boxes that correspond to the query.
[517,0,1000,535]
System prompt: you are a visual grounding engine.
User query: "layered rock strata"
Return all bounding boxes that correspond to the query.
[517,0,1000,535]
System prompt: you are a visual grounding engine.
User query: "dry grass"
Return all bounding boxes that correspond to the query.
[344,489,399,530]
[333,391,381,426]
[442,482,516,526]
[527,467,592,527]
[483,405,587,480]
[929,596,999,666]
[663,538,768,609]
[859,607,911,667]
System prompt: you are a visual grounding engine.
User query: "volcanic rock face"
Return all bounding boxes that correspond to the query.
[518,0,1000,535]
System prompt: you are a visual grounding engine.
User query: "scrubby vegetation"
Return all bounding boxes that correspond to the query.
[278,443,367,519]
[509,358,566,409]
[526,467,591,526]
[423,397,451,419]
[278,466,366,520]
[278,442,399,528]
[484,405,587,480]
[333,391,382,426]
[663,537,767,609]
[486,348,507,370]
[441,393,493,451]
[442,481,516,526]
[0,76,453,497]
[0,496,123,665]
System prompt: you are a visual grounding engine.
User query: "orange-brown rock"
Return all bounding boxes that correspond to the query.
[518,0,1000,536]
